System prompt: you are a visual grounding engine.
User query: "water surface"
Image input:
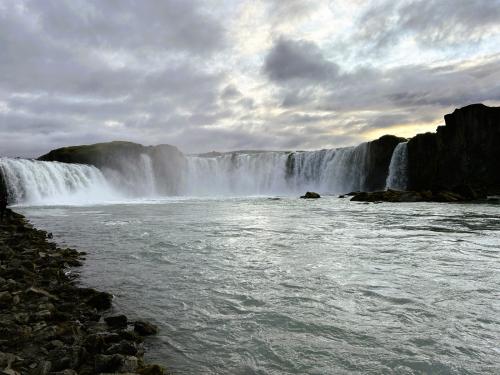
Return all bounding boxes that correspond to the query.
[18,197,500,374]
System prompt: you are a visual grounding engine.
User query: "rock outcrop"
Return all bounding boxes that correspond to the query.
[38,141,186,195]
[363,135,407,191]
[407,104,500,194]
[0,209,166,374]
[300,192,321,199]
[350,186,488,203]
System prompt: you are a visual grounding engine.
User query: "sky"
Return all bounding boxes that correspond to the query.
[1,0,500,157]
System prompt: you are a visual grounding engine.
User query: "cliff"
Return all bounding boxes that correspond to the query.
[363,135,407,191]
[407,104,500,194]
[38,141,186,195]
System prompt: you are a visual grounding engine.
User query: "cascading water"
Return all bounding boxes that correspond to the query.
[1,141,400,204]
[385,142,408,190]
[184,153,290,196]
[0,158,119,205]
[182,142,371,196]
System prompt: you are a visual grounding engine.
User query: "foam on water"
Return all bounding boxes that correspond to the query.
[17,198,500,374]
[0,157,121,206]
[2,142,400,205]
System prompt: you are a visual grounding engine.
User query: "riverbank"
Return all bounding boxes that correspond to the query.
[0,209,166,375]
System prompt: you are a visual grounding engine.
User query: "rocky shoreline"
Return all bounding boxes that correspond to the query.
[0,209,166,375]
[347,186,497,203]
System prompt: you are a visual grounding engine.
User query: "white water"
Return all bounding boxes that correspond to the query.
[385,142,408,190]
[0,158,120,205]
[1,142,406,205]
[18,198,500,374]
[184,153,290,196]
[183,143,370,196]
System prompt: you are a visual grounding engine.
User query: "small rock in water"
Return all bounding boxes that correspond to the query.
[300,191,321,199]
[134,321,158,336]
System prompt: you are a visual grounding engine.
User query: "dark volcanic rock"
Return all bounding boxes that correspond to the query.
[134,321,159,336]
[0,208,166,375]
[363,135,407,191]
[104,314,128,329]
[350,187,486,203]
[407,104,500,194]
[300,192,321,199]
[38,141,186,195]
[86,291,113,311]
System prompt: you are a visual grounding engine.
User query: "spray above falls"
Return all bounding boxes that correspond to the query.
[0,158,120,205]
[1,136,406,205]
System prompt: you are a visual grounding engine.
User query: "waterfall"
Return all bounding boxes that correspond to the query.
[385,142,408,190]
[1,141,393,204]
[184,152,290,195]
[0,158,119,205]
[182,143,371,196]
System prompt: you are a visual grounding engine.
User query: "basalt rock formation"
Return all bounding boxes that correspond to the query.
[363,135,407,191]
[39,141,186,195]
[0,209,166,374]
[350,186,489,203]
[407,104,500,194]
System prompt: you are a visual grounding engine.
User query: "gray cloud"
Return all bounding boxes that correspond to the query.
[264,37,339,82]
[357,0,500,51]
[1,1,500,158]
[266,0,318,24]
[264,37,500,138]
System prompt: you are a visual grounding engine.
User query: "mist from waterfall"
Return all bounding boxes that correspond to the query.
[0,141,409,205]
[183,143,371,196]
[0,157,120,205]
[385,142,409,190]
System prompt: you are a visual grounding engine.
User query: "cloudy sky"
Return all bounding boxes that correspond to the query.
[1,0,500,157]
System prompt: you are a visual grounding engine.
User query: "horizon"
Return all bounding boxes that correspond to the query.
[1,1,500,158]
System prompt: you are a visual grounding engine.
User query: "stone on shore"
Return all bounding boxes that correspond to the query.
[0,208,166,374]
[105,314,128,329]
[134,321,159,336]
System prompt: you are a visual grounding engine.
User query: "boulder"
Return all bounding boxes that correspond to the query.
[85,291,113,311]
[104,315,128,329]
[138,364,166,375]
[349,189,484,203]
[300,192,321,199]
[134,321,158,336]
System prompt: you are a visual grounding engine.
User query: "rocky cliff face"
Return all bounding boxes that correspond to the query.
[363,135,407,191]
[39,141,186,195]
[407,104,500,194]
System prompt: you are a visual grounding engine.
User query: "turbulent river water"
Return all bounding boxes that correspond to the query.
[17,197,500,375]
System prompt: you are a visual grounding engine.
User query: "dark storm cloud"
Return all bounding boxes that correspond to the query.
[357,0,500,51]
[264,38,339,82]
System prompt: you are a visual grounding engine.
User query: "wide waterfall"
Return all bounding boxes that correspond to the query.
[183,143,371,196]
[385,142,408,190]
[0,141,410,205]
[0,158,119,205]
[184,152,290,196]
